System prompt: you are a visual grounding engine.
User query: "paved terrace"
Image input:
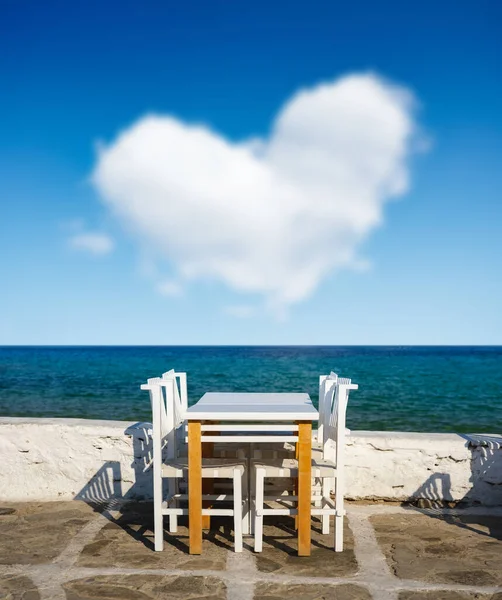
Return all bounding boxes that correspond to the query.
[1,502,502,600]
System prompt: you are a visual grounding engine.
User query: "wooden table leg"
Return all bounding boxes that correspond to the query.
[297,421,312,556]
[188,421,202,554]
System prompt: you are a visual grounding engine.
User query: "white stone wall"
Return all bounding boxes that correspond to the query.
[1,417,501,505]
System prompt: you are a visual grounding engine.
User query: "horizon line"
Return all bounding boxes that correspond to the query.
[1,344,501,348]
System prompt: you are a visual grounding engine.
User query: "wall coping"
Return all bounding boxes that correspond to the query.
[0,416,495,442]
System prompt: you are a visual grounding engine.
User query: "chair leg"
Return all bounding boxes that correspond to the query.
[242,462,250,536]
[334,476,344,552]
[233,471,243,553]
[250,462,256,536]
[168,478,178,533]
[254,468,264,553]
[153,469,163,551]
[321,478,331,535]
[335,514,344,551]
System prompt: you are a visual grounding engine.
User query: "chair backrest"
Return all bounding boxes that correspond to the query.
[140,376,171,459]
[320,375,358,463]
[140,371,188,461]
[318,372,338,444]
[161,370,187,426]
[161,370,188,454]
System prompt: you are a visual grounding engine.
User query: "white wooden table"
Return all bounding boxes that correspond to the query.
[185,392,319,556]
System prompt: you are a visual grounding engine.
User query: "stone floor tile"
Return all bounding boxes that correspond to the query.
[254,582,371,600]
[371,512,502,586]
[0,574,40,600]
[77,503,228,571]
[0,502,97,565]
[399,591,502,600]
[62,575,226,600]
[254,516,357,577]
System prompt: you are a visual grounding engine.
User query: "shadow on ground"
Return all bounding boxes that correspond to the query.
[370,434,502,588]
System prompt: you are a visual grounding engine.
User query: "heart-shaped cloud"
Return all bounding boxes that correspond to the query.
[93,73,418,311]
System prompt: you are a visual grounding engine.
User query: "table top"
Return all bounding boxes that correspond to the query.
[185,392,318,421]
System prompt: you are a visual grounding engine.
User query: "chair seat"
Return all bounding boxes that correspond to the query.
[253,457,337,478]
[162,458,245,478]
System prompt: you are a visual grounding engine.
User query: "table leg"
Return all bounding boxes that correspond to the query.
[188,421,202,554]
[297,421,312,556]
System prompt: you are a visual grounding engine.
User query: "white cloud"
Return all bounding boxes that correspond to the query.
[157,279,183,297]
[93,73,420,310]
[69,232,114,256]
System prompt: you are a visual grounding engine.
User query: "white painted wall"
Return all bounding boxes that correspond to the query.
[346,431,502,505]
[1,418,501,505]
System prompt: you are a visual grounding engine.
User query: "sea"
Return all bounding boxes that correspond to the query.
[0,346,501,433]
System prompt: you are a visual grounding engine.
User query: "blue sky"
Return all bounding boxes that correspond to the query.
[1,0,501,345]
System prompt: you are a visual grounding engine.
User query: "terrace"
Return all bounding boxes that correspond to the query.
[2,500,502,600]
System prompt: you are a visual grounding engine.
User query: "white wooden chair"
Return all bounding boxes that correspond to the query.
[313,373,351,508]
[252,376,358,552]
[141,375,247,552]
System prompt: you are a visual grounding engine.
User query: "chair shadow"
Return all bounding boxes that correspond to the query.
[74,422,157,551]
[259,515,332,554]
[406,434,502,542]
[259,516,299,555]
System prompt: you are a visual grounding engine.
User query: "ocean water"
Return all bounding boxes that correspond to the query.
[0,346,501,433]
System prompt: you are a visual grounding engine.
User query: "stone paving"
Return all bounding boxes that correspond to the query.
[371,512,502,587]
[1,502,502,600]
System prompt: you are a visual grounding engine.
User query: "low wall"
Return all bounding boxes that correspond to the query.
[1,418,501,505]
